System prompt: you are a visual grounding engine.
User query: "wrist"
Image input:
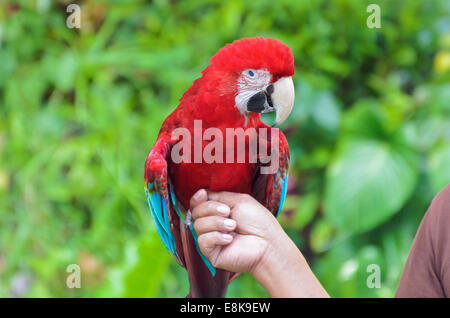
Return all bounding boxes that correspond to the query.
[249,213,286,277]
[250,226,329,298]
[250,226,290,293]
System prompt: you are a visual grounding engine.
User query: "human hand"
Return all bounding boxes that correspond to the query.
[189,189,329,298]
[190,189,283,274]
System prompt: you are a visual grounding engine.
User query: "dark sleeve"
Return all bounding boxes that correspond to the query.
[395,184,450,298]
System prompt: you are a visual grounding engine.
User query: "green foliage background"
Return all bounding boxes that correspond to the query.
[0,0,449,297]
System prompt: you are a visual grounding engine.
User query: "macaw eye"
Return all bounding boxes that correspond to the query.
[244,69,257,78]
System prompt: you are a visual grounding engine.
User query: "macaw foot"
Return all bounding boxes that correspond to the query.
[185,209,192,228]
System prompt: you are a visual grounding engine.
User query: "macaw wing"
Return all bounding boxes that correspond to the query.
[145,176,218,276]
[144,135,215,274]
[144,137,185,267]
[144,181,176,253]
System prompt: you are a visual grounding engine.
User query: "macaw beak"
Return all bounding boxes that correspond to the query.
[246,76,295,127]
[270,76,295,127]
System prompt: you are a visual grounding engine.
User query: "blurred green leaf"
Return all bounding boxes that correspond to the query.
[98,231,171,298]
[290,76,341,133]
[427,84,450,114]
[294,192,319,229]
[428,143,450,193]
[310,219,333,252]
[341,99,387,139]
[121,233,171,297]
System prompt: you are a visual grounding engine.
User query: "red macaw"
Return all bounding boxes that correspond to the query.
[144,37,295,297]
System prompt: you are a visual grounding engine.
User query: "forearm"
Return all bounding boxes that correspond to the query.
[251,225,329,298]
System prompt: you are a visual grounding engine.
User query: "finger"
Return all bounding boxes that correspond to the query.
[198,232,233,254]
[207,191,246,208]
[190,189,207,210]
[191,200,230,220]
[194,216,236,236]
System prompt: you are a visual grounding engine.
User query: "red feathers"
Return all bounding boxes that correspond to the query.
[209,37,295,79]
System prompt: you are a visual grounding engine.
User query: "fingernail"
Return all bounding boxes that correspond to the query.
[222,234,233,241]
[223,218,236,229]
[217,205,230,216]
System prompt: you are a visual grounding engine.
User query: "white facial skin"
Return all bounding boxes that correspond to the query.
[235,69,295,127]
[235,69,272,118]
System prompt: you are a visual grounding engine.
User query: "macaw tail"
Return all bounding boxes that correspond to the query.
[180,224,230,298]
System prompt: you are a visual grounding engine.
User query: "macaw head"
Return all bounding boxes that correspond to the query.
[200,37,295,127]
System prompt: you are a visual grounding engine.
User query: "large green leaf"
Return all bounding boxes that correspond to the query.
[324,139,419,233]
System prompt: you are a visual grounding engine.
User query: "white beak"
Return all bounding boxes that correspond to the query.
[271,76,295,127]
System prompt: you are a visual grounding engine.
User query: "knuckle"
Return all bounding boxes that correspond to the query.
[207,201,219,213]
[194,202,208,218]
[216,217,225,228]
[194,218,205,232]
[197,234,206,247]
[193,219,200,232]
[210,257,218,268]
[191,207,200,219]
[239,193,251,202]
